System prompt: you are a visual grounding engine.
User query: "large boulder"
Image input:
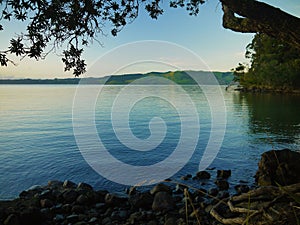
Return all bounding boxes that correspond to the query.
[152,192,175,212]
[255,149,300,186]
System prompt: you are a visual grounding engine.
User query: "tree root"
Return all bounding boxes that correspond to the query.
[210,183,300,225]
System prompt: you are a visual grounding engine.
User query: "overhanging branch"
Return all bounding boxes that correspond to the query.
[220,0,300,50]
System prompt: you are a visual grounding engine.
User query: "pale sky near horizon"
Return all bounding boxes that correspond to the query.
[0,0,299,79]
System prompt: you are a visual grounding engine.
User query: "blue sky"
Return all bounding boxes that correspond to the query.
[0,0,299,79]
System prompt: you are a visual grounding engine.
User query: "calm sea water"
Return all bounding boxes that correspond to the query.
[0,85,299,199]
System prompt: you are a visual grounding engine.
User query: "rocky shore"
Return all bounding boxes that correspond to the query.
[1,149,300,225]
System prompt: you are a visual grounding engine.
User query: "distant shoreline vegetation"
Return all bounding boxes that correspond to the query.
[0,71,233,85]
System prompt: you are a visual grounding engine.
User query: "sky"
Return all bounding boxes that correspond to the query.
[0,0,299,79]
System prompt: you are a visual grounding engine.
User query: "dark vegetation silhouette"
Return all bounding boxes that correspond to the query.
[233,33,300,91]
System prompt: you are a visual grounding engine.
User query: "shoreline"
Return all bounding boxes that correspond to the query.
[0,169,250,225]
[1,149,300,225]
[235,86,300,95]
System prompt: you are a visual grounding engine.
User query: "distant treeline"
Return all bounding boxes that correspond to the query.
[0,71,233,85]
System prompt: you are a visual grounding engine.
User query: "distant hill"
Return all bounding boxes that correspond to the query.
[0,71,233,85]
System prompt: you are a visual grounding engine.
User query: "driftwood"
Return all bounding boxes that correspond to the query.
[210,183,300,225]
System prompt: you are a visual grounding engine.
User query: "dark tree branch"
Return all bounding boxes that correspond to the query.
[220,0,300,50]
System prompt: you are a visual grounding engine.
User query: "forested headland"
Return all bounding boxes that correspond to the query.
[233,33,300,93]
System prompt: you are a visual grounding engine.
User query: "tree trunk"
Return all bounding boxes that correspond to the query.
[220,0,300,50]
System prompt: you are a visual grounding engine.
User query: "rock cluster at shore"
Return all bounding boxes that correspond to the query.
[1,149,299,225]
[0,169,243,225]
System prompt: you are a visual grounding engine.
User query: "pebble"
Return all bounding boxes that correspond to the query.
[195,171,211,179]
[39,190,52,199]
[105,193,127,206]
[66,214,79,223]
[89,217,98,223]
[4,214,20,225]
[152,192,175,212]
[234,184,250,194]
[208,188,219,197]
[62,189,78,203]
[40,199,53,208]
[76,194,89,205]
[214,179,229,190]
[63,180,76,189]
[54,214,64,222]
[77,182,93,191]
[150,183,172,195]
[217,170,231,179]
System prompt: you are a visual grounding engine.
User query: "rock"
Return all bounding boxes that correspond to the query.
[186,174,192,178]
[165,217,177,225]
[126,186,137,196]
[180,176,189,180]
[51,189,63,201]
[71,205,85,214]
[128,212,144,224]
[54,214,64,222]
[152,192,175,212]
[101,217,112,225]
[94,190,108,202]
[217,191,229,199]
[174,184,184,194]
[193,188,207,197]
[105,193,127,206]
[173,195,182,203]
[62,204,72,213]
[129,192,154,209]
[217,170,231,179]
[150,183,172,195]
[118,210,129,219]
[194,196,204,203]
[63,180,76,189]
[19,207,42,225]
[148,220,158,225]
[62,189,78,203]
[89,217,98,223]
[4,214,20,225]
[19,186,44,199]
[74,222,87,225]
[214,179,229,190]
[255,149,300,186]
[111,210,129,220]
[40,199,53,208]
[179,206,192,217]
[204,204,213,214]
[66,214,79,223]
[39,190,53,199]
[19,191,31,199]
[48,180,63,189]
[76,194,89,205]
[234,184,250,194]
[208,188,219,197]
[77,182,93,191]
[95,203,106,209]
[195,171,211,179]
[50,203,63,214]
[103,207,113,217]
